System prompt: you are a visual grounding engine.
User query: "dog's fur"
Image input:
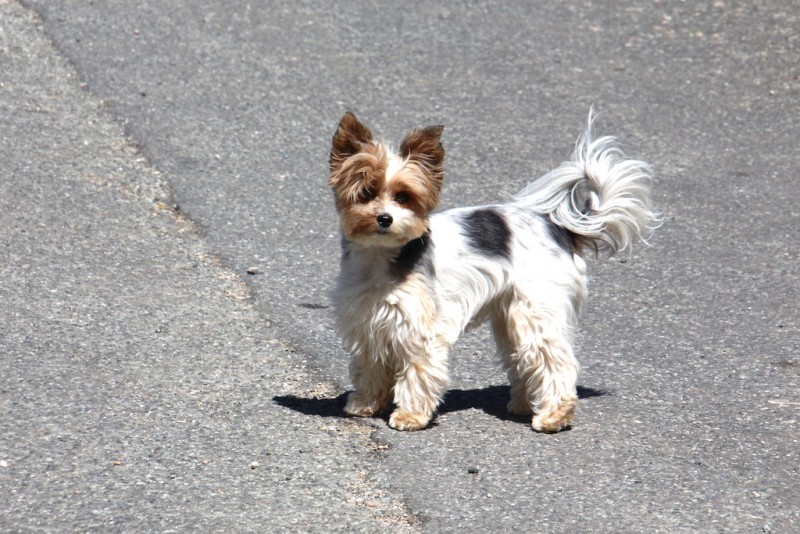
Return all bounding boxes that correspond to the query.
[328,111,656,432]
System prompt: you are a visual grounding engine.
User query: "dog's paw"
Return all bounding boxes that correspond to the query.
[507,396,533,416]
[388,409,430,431]
[531,397,577,433]
[344,392,384,417]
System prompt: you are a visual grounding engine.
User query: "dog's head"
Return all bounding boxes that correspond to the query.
[328,112,444,248]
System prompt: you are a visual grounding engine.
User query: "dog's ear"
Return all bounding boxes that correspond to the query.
[400,125,445,186]
[400,125,444,163]
[330,112,373,171]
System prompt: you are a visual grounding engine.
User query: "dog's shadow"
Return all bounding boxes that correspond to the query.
[273,385,607,425]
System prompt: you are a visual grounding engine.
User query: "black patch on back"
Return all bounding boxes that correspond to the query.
[544,216,576,255]
[391,231,433,280]
[462,209,511,260]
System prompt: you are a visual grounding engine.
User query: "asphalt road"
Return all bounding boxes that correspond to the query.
[3,0,798,532]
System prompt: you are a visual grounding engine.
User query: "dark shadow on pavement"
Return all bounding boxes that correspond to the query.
[273,385,608,424]
[273,391,349,417]
[439,384,608,422]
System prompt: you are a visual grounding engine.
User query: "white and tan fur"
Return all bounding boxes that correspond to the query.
[328,111,657,432]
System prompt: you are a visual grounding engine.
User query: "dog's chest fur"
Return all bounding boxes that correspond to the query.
[333,238,439,361]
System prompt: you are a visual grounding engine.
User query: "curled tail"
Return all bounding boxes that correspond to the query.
[514,111,658,257]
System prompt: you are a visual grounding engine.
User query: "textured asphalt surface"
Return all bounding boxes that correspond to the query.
[3,1,798,532]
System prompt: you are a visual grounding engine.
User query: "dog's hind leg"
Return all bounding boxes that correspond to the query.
[492,311,533,417]
[494,288,581,433]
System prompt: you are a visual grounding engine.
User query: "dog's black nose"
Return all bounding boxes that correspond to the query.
[377,213,393,229]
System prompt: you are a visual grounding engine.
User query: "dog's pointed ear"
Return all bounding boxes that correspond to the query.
[400,125,444,159]
[400,125,445,184]
[330,112,373,171]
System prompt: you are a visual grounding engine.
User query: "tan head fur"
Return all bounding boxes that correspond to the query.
[329,113,445,247]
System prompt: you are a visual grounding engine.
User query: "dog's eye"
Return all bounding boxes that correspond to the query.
[360,188,376,202]
[394,192,410,204]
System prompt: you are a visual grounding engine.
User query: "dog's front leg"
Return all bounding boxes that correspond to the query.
[344,352,394,418]
[388,347,449,431]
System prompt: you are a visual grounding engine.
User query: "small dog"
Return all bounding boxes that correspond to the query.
[328,111,656,432]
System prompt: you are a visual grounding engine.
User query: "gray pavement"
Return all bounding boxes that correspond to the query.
[3,0,799,532]
[1,3,413,532]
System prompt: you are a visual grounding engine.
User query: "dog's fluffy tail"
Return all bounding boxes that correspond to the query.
[514,110,658,257]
